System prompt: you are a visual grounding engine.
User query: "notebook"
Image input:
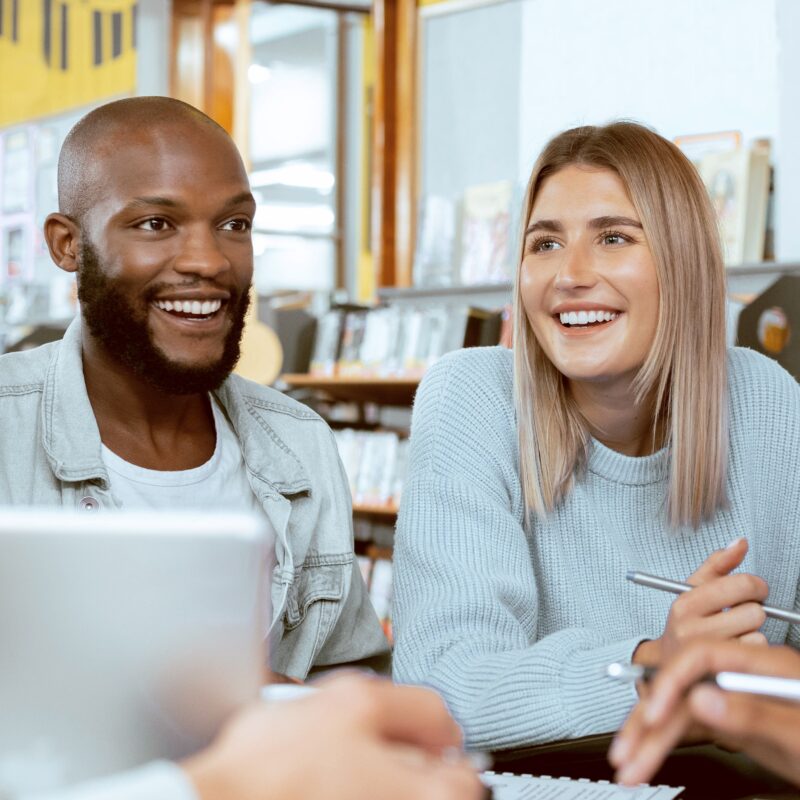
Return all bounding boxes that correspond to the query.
[482,771,683,799]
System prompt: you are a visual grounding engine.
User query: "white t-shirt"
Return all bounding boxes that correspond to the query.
[101,398,263,516]
[25,761,196,800]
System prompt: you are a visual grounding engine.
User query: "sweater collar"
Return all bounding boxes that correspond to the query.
[586,437,669,485]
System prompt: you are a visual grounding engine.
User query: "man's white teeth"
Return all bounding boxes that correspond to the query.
[155,299,222,315]
[559,310,618,326]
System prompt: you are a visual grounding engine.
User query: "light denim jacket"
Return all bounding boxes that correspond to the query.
[0,319,389,679]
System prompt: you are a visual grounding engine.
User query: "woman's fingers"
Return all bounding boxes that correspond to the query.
[687,537,748,585]
[670,573,767,621]
[674,601,766,641]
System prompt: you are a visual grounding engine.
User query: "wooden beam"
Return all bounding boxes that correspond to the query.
[372,0,396,288]
[394,0,417,288]
[170,0,237,133]
[372,0,417,288]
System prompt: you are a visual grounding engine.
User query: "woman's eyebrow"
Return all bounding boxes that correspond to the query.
[588,215,642,230]
[525,219,563,236]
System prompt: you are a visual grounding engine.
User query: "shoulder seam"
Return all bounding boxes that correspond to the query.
[243,395,323,421]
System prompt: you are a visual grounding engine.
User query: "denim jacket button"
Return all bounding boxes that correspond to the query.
[78,496,100,511]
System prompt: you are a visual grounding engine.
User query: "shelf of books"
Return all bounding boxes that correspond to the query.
[352,502,399,519]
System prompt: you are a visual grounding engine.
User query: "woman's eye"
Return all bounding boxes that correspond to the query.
[529,238,561,253]
[138,218,170,232]
[602,233,627,245]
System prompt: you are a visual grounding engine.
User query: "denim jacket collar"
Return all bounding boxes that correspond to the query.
[42,317,311,498]
[212,379,312,498]
[42,318,110,487]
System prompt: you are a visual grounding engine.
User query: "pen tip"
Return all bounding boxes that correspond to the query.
[625,570,636,581]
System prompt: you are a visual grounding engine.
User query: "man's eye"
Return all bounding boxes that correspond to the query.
[138,218,170,232]
[221,218,252,232]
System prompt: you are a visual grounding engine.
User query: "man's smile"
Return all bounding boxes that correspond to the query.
[153,298,224,319]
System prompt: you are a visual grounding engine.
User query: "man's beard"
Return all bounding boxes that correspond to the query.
[77,240,250,395]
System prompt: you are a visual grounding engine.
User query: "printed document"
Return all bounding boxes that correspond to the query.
[482,771,683,799]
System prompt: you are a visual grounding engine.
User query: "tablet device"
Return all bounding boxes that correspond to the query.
[0,508,271,795]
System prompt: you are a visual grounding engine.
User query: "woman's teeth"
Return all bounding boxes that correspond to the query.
[559,310,618,327]
[155,299,222,316]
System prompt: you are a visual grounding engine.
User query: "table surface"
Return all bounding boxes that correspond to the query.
[490,734,799,799]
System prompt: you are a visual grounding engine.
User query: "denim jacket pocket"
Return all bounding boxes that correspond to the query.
[284,563,345,631]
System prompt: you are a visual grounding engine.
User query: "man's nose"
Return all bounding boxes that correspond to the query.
[553,246,597,291]
[173,227,231,278]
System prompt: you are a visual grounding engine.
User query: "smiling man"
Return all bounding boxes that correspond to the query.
[0,97,389,678]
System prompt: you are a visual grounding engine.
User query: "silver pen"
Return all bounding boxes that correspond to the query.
[608,661,800,703]
[626,570,800,625]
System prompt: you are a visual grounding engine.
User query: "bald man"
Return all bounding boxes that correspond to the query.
[0,97,388,678]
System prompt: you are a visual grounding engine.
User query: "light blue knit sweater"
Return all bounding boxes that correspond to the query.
[393,346,800,750]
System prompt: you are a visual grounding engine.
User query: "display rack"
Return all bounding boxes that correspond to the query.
[280,374,419,406]
[352,502,399,518]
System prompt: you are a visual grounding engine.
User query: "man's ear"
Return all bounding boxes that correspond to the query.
[44,213,81,273]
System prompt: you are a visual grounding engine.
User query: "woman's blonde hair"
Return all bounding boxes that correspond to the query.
[513,121,728,528]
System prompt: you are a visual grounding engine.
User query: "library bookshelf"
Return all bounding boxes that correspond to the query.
[279,374,420,407]
[352,502,399,519]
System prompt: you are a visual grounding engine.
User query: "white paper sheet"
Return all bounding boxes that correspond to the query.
[482,771,684,800]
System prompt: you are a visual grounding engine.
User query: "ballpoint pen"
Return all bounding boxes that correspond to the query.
[607,661,800,703]
[626,570,800,625]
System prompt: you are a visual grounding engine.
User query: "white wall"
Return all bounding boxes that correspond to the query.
[517,0,779,177]
[421,0,522,197]
[775,0,800,261]
[135,0,171,97]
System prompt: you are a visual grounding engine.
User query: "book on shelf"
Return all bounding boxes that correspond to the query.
[360,306,401,376]
[354,432,399,507]
[463,306,503,348]
[305,301,510,380]
[308,309,343,376]
[334,429,408,510]
[337,308,370,376]
[369,558,394,641]
[459,180,514,286]
[698,139,771,264]
[414,194,459,287]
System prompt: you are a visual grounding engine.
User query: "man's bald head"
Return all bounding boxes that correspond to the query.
[57,97,234,225]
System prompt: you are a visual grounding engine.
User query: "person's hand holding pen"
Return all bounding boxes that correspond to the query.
[631,537,769,669]
[609,641,800,788]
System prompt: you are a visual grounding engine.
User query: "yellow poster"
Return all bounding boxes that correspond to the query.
[0,0,137,128]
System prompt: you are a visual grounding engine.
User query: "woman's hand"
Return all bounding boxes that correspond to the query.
[610,641,800,788]
[632,538,768,668]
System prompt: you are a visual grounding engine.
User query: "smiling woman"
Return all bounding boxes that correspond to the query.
[513,126,726,528]
[392,121,800,750]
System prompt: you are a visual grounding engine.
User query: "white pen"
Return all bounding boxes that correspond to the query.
[626,570,800,626]
[607,661,800,703]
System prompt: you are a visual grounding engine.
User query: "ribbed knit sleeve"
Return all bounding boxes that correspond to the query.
[393,348,642,749]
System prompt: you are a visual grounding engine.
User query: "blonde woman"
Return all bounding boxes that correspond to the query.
[392,122,800,750]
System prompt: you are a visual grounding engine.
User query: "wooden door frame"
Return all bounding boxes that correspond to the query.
[372,0,417,289]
